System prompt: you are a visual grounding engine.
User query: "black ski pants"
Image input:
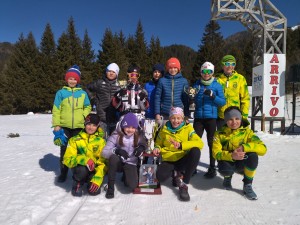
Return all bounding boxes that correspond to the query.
[193,118,217,167]
[156,147,201,184]
[107,154,138,191]
[218,152,258,184]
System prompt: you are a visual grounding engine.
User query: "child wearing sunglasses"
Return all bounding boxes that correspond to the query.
[215,55,250,129]
[112,65,149,116]
[212,106,267,200]
[192,62,225,178]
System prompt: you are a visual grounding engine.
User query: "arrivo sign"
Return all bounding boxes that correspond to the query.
[263,54,285,117]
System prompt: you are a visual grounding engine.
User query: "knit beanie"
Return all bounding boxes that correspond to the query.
[166,57,181,71]
[169,107,184,118]
[84,114,100,126]
[224,107,242,123]
[65,65,81,83]
[106,63,120,76]
[221,55,236,64]
[127,65,140,74]
[152,63,165,75]
[201,62,214,73]
[121,112,139,129]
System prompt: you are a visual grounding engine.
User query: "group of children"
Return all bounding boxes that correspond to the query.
[51,55,267,201]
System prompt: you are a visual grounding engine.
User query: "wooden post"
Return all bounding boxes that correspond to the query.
[261,113,265,132]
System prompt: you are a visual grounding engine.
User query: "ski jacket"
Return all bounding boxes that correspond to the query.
[155,122,204,162]
[193,79,226,119]
[215,70,250,119]
[212,120,267,162]
[52,86,91,129]
[154,73,189,117]
[63,129,107,186]
[144,80,157,119]
[86,76,121,123]
[111,82,149,115]
[101,122,147,166]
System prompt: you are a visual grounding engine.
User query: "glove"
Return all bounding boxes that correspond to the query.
[114,148,129,160]
[138,92,146,101]
[127,82,134,90]
[117,89,127,99]
[203,89,215,99]
[86,159,95,171]
[133,146,145,157]
[120,88,127,96]
[88,182,100,193]
[53,129,67,146]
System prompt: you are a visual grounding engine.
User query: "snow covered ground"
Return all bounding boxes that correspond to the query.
[0,96,299,225]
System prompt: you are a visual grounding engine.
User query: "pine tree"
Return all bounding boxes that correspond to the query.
[97,29,129,81]
[193,20,224,78]
[56,17,82,73]
[148,36,164,70]
[81,29,96,87]
[97,28,119,76]
[3,33,41,113]
[132,20,150,83]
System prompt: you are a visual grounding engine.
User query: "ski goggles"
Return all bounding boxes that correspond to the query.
[222,62,236,67]
[201,69,213,75]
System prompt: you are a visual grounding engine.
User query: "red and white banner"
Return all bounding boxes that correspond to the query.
[263,54,285,117]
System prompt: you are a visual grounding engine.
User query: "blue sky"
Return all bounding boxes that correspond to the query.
[0,0,299,51]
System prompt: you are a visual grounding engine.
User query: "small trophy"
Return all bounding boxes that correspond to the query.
[184,86,200,114]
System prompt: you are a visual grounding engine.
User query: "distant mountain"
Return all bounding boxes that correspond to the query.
[224,31,252,49]
[163,44,197,77]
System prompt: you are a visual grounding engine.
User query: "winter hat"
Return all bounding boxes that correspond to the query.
[127,65,140,74]
[84,114,101,126]
[106,63,120,76]
[166,57,181,71]
[152,63,165,75]
[65,65,81,83]
[221,55,236,64]
[224,107,242,123]
[121,112,139,129]
[169,107,184,118]
[200,62,214,73]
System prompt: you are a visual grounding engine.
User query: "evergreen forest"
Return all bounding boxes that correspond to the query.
[0,17,299,114]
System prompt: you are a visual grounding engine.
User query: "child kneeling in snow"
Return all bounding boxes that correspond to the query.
[63,114,107,197]
[212,106,267,200]
[153,107,204,201]
[102,112,147,199]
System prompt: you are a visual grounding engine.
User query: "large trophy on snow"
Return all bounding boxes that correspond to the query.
[184,86,200,118]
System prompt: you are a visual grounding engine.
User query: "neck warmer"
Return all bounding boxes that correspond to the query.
[200,77,214,86]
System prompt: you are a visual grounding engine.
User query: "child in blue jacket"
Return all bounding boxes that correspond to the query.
[192,62,225,178]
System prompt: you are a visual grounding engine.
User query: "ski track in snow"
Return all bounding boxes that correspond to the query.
[37,194,88,225]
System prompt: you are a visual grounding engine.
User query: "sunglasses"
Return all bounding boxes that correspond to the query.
[201,69,213,75]
[129,73,139,77]
[223,62,236,67]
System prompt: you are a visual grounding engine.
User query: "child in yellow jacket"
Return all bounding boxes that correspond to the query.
[213,106,267,200]
[63,114,106,197]
[153,107,204,201]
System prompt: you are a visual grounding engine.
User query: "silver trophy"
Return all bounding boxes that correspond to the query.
[143,119,156,153]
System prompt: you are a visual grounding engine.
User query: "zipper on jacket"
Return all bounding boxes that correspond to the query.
[72,89,75,129]
[171,78,174,106]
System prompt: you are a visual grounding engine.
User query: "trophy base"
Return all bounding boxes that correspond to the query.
[133,184,162,195]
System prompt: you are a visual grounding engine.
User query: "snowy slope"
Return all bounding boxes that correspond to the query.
[0,99,299,225]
